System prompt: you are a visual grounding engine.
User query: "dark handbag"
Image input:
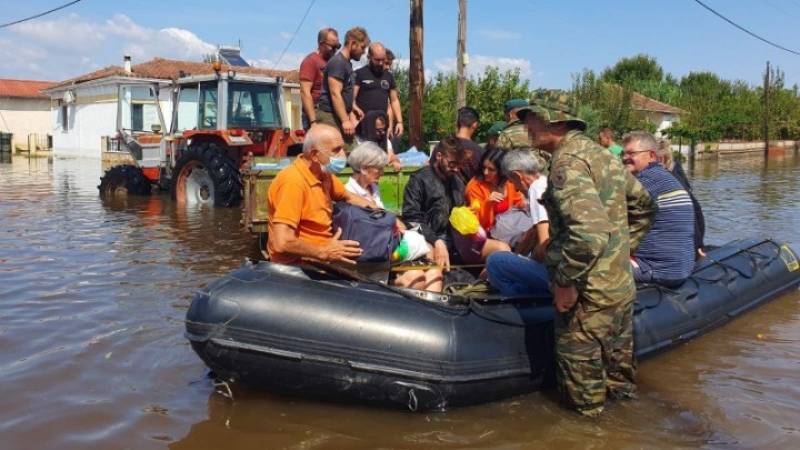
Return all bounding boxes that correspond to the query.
[333,203,400,262]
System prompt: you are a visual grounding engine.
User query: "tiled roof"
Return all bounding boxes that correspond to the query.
[630,91,684,115]
[0,79,55,99]
[48,57,299,90]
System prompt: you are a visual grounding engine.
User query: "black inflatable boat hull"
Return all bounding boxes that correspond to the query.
[185,239,800,411]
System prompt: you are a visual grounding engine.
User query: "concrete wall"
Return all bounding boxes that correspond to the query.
[0,97,52,151]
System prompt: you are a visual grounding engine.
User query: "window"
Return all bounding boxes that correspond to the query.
[227,82,280,128]
[60,105,68,130]
[119,85,162,132]
[175,86,199,131]
[198,82,218,129]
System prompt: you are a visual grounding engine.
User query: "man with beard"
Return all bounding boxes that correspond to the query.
[353,42,403,140]
[317,27,370,143]
[401,137,467,271]
[454,106,484,180]
[518,92,655,417]
[299,28,340,130]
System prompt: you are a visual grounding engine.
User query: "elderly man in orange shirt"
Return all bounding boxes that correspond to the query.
[267,124,372,265]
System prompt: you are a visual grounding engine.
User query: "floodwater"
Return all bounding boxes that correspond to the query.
[1,152,799,450]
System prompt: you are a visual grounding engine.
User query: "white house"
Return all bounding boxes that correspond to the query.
[0,79,55,151]
[43,57,301,159]
[630,91,684,135]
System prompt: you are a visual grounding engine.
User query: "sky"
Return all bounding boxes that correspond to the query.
[2,0,800,90]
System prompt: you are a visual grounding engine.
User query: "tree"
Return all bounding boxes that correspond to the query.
[601,54,664,85]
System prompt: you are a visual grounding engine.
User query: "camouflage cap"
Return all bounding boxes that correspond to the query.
[516,90,587,131]
[487,121,507,137]
[504,98,529,113]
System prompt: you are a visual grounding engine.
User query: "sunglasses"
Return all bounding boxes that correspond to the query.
[324,42,342,50]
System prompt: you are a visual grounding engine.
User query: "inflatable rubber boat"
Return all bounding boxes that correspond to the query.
[185,239,800,411]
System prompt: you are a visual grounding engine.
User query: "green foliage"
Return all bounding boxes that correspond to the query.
[394,66,531,145]
[571,69,654,137]
[394,53,800,148]
[601,54,664,85]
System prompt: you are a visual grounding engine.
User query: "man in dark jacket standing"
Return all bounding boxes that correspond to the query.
[402,137,466,270]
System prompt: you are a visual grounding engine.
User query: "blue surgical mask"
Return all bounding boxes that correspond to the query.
[324,156,347,174]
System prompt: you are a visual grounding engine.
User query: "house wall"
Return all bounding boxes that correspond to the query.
[642,111,679,136]
[0,97,52,151]
[283,85,302,130]
[51,83,172,158]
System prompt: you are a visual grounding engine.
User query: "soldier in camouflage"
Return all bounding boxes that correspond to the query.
[517,92,656,417]
[497,99,551,173]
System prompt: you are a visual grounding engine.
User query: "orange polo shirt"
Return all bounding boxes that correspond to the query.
[268,156,346,264]
[465,178,525,231]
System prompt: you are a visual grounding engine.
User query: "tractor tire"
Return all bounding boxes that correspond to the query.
[98,164,152,197]
[172,142,242,207]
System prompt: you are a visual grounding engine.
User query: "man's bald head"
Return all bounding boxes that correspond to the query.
[368,42,387,73]
[368,42,386,59]
[303,123,344,157]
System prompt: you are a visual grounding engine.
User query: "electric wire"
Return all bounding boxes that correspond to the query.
[0,0,84,29]
[272,0,317,70]
[691,0,800,56]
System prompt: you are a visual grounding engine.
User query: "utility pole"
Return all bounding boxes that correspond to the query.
[409,0,425,149]
[456,0,467,109]
[763,60,770,159]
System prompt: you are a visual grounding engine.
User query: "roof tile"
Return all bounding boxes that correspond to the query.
[48,57,299,90]
[0,79,56,99]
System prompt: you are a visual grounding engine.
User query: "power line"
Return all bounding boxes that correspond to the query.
[272,0,317,70]
[691,0,800,56]
[0,0,84,29]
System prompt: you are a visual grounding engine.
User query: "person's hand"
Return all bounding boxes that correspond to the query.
[554,284,578,313]
[389,157,402,171]
[342,119,355,137]
[352,107,364,121]
[488,191,506,203]
[322,228,362,264]
[394,219,407,233]
[532,238,548,262]
[433,239,451,272]
[394,122,404,137]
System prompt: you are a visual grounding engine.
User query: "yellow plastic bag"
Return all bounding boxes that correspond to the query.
[449,206,480,235]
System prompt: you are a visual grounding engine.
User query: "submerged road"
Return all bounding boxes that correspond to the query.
[1,153,799,449]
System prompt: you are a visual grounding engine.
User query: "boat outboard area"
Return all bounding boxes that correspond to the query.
[185,238,800,411]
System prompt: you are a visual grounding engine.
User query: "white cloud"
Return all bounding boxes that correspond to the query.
[279,31,295,41]
[249,51,306,71]
[433,55,532,79]
[478,29,522,41]
[1,13,216,80]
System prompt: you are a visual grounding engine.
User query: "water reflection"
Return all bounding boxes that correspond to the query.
[0,153,798,449]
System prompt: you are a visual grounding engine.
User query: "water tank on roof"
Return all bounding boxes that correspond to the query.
[218,46,249,67]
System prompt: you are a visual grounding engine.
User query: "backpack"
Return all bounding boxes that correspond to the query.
[333,203,401,263]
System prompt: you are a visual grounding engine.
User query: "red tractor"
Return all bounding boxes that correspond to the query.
[98,71,302,206]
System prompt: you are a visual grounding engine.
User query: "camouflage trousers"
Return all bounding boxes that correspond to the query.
[554,297,636,417]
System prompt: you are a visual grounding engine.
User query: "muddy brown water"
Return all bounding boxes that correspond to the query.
[1,153,799,449]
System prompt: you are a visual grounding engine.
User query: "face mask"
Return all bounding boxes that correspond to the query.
[324,156,347,174]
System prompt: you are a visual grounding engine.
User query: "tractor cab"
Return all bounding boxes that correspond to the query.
[169,73,301,159]
[99,70,302,207]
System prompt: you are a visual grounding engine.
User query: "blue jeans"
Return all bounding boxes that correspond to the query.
[487,251,551,297]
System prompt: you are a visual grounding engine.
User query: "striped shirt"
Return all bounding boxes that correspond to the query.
[633,162,696,283]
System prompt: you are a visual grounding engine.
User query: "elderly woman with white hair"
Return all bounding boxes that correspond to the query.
[345,141,390,209]
[346,141,445,292]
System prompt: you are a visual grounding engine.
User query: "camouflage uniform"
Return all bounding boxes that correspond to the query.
[519,95,656,416]
[497,120,551,175]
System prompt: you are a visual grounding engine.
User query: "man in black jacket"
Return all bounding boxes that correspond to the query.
[402,137,466,270]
